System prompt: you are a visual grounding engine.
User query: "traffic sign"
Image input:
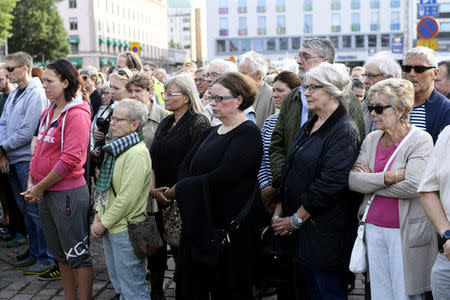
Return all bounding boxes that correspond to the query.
[417,17,439,40]
[130,42,140,55]
[418,5,439,18]
[417,39,438,50]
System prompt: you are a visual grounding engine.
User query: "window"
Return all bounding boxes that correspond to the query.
[441,22,450,31]
[330,36,339,48]
[217,40,226,53]
[69,0,77,8]
[219,17,228,36]
[70,43,79,53]
[351,0,360,9]
[381,34,390,47]
[277,15,286,34]
[267,38,276,51]
[370,0,379,9]
[391,11,400,30]
[304,0,312,11]
[238,0,247,13]
[241,39,251,51]
[304,14,312,33]
[351,13,360,32]
[332,14,340,32]
[219,0,228,14]
[258,16,266,35]
[257,0,266,13]
[355,35,364,48]
[368,35,376,47]
[441,3,450,13]
[239,17,247,35]
[254,38,264,51]
[343,36,351,48]
[276,0,285,12]
[230,40,239,52]
[391,0,400,8]
[331,0,341,10]
[370,12,378,31]
[292,37,301,50]
[279,38,288,50]
[69,17,78,30]
[183,27,190,31]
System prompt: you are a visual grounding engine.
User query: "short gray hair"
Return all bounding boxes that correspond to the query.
[239,51,269,77]
[405,46,438,67]
[364,51,402,78]
[164,74,204,114]
[80,65,98,77]
[305,62,351,106]
[208,59,238,74]
[301,38,335,63]
[115,98,149,131]
[5,52,33,74]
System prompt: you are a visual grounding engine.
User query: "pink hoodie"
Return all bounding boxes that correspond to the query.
[30,97,91,191]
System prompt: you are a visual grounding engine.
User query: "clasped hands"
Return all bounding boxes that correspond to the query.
[151,186,175,205]
[21,183,44,203]
[271,202,296,236]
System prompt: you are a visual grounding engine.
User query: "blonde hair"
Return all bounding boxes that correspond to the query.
[109,68,133,84]
[367,78,414,122]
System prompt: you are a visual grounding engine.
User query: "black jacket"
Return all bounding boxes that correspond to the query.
[280,104,360,272]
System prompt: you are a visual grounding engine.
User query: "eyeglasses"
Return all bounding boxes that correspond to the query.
[294,54,323,61]
[110,116,129,123]
[401,65,435,73]
[304,85,324,93]
[206,72,222,79]
[209,95,235,103]
[162,92,184,98]
[5,65,23,72]
[367,104,392,114]
[362,73,385,79]
[194,78,205,83]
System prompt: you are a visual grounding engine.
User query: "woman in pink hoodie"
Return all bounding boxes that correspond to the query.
[22,59,93,300]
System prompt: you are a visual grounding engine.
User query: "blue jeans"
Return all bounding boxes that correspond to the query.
[431,252,450,300]
[103,230,150,300]
[8,161,52,264]
[300,263,348,300]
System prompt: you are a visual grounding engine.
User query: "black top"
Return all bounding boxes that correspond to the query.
[281,104,360,272]
[150,111,209,188]
[90,90,102,118]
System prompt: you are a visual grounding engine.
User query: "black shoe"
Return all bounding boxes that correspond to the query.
[38,264,61,281]
[16,249,30,261]
[110,293,120,300]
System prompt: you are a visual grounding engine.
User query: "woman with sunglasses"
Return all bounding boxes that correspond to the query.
[116,51,143,73]
[171,72,264,299]
[149,74,209,300]
[271,63,360,299]
[349,78,437,299]
[80,66,102,117]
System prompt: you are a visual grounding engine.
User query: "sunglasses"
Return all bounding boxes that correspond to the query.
[367,104,392,114]
[401,65,435,73]
[81,75,88,81]
[116,69,130,79]
[5,65,23,72]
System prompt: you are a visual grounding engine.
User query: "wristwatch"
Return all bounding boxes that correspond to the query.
[443,229,450,243]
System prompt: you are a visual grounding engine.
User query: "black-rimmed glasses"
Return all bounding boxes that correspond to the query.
[304,85,324,93]
[210,95,235,103]
[367,104,392,114]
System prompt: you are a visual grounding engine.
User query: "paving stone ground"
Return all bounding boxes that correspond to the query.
[0,237,364,299]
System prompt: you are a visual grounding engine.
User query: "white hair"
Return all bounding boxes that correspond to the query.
[239,51,269,77]
[364,51,402,78]
[115,98,149,131]
[305,62,351,107]
[405,46,438,67]
[208,59,238,73]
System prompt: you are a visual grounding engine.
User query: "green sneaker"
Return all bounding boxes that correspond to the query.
[38,264,61,281]
[24,262,53,275]
[6,233,28,248]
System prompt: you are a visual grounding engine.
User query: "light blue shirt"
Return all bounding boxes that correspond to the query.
[299,85,309,128]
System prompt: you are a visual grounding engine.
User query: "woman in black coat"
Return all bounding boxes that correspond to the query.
[170,72,264,300]
[272,63,360,299]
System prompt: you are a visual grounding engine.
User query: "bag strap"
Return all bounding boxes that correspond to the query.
[361,127,417,223]
[228,183,258,232]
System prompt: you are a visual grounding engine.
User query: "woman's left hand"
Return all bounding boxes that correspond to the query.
[271,217,296,236]
[91,215,106,238]
[352,162,371,173]
[165,185,176,200]
[21,185,44,203]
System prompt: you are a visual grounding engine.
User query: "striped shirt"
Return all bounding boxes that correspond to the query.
[258,113,279,190]
[410,104,426,131]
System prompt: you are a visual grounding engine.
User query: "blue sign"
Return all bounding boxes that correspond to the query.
[418,5,439,17]
[420,0,436,4]
[417,17,439,40]
[392,37,403,53]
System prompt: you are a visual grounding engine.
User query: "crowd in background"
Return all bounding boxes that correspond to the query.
[0,37,449,300]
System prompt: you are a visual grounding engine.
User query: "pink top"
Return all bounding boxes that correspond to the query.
[366,139,401,228]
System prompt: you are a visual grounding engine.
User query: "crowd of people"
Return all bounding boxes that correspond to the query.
[0,37,449,300]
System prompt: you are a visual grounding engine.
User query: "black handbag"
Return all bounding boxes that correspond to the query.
[127,215,163,259]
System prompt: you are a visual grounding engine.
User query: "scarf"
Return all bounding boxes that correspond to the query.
[94,131,144,207]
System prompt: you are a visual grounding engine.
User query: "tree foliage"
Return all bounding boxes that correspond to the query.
[0,0,19,46]
[8,0,69,61]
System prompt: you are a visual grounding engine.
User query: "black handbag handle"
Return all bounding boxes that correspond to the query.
[228,183,258,232]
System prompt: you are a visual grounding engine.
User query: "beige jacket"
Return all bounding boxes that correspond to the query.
[349,126,437,295]
[254,82,275,129]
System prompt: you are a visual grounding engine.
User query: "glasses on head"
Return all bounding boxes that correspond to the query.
[209,95,235,103]
[362,73,385,79]
[116,69,131,79]
[304,84,324,93]
[162,92,184,98]
[295,54,322,62]
[206,72,222,79]
[367,104,392,114]
[401,65,435,73]
[81,75,88,81]
[110,116,129,123]
[5,65,23,73]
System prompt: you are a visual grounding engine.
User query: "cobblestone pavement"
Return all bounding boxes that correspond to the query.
[0,237,364,299]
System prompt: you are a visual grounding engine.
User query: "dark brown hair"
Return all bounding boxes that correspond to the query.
[213,72,257,111]
[273,70,302,90]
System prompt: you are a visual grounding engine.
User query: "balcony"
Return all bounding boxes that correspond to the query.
[277,27,286,34]
[332,25,341,32]
[218,7,228,14]
[391,23,400,30]
[304,3,312,11]
[256,6,266,13]
[370,1,379,9]
[331,3,341,10]
[304,25,312,33]
[370,24,378,31]
[238,6,247,13]
[219,29,229,36]
[351,24,360,32]
[257,28,267,35]
[276,5,285,12]
[351,1,360,9]
[238,28,248,36]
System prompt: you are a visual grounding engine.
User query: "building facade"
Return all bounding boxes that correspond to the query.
[57,0,169,69]
[206,0,418,66]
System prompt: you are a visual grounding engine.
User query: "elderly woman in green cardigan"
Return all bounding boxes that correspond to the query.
[91,99,151,300]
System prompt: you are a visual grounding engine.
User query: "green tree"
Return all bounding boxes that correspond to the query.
[8,0,69,61]
[169,39,176,48]
[0,0,19,46]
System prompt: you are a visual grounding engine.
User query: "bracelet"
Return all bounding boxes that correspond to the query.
[290,215,301,229]
[394,170,398,183]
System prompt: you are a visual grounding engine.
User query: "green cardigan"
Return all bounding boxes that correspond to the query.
[97,142,152,234]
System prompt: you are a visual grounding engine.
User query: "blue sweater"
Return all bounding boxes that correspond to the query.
[424,89,450,144]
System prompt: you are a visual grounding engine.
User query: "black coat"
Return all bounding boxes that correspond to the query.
[280,104,360,272]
